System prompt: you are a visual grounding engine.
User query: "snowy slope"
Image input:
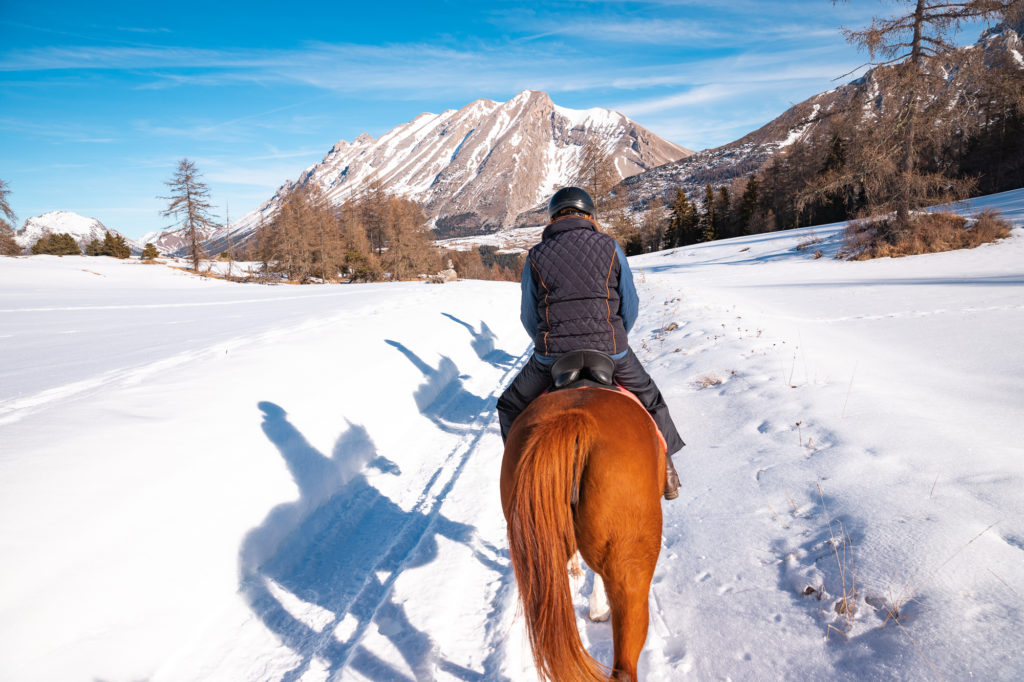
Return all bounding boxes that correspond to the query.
[15,210,140,254]
[1,190,1023,681]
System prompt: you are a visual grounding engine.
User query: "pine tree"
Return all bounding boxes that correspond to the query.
[715,186,733,239]
[105,232,131,258]
[141,243,159,260]
[31,233,81,255]
[739,176,759,235]
[668,188,700,246]
[700,184,717,242]
[160,159,218,271]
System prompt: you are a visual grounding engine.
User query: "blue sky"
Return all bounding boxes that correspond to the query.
[0,1,984,239]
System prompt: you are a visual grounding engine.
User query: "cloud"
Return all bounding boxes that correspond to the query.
[618,84,736,116]
[0,22,860,107]
[0,117,120,144]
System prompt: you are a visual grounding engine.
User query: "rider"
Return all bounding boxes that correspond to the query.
[496,186,684,499]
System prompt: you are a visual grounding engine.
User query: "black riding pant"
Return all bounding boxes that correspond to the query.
[496,348,685,456]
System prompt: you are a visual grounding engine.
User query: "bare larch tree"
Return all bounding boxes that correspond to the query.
[0,179,21,256]
[834,0,1018,229]
[160,159,218,271]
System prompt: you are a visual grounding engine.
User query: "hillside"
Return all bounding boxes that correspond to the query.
[619,20,1024,213]
[1,189,1022,680]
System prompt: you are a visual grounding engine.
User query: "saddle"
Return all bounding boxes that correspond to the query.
[550,350,615,390]
[547,349,668,454]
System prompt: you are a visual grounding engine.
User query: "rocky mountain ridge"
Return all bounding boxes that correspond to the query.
[190,90,691,256]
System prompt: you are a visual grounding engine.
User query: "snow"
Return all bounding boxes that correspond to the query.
[776,106,820,149]
[554,103,623,130]
[2,189,1024,680]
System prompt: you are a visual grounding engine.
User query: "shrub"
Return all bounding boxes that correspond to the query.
[840,210,1012,260]
[0,225,19,256]
[85,231,130,258]
[31,233,81,255]
[141,243,159,260]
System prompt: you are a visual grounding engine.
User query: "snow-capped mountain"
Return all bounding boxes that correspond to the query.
[197,90,690,255]
[15,211,140,254]
[140,224,221,257]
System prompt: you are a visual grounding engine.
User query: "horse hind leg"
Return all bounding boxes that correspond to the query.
[605,577,653,681]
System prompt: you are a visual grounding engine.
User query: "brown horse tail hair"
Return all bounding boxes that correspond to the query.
[506,409,609,682]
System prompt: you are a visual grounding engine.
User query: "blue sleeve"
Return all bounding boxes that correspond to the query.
[616,244,639,333]
[520,257,540,336]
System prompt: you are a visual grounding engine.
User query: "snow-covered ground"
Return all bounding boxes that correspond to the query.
[1,189,1022,681]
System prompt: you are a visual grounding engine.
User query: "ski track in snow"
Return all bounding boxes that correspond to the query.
[242,346,529,680]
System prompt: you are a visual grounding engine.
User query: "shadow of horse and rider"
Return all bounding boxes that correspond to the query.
[239,314,521,681]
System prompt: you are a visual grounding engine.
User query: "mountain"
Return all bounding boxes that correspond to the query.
[195,90,691,255]
[15,211,140,255]
[140,224,221,257]
[618,20,1024,213]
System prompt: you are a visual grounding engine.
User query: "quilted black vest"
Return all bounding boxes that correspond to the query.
[527,216,629,356]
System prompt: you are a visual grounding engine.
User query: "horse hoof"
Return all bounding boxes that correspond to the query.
[663,489,679,500]
[589,609,611,622]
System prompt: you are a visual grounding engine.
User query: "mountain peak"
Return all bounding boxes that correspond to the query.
[507,89,551,105]
[214,91,692,250]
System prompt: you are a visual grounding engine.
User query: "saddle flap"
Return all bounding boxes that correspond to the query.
[550,350,615,390]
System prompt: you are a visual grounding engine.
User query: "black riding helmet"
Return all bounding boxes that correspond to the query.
[547,186,595,221]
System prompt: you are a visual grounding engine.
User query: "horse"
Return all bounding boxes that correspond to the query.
[500,386,665,681]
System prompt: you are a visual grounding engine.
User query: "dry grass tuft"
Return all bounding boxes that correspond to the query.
[694,374,723,389]
[817,483,858,632]
[840,210,1012,260]
[795,232,822,251]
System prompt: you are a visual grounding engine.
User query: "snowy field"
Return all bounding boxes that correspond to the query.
[1,189,1023,681]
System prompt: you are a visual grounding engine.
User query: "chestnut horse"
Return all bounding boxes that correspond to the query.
[500,387,665,681]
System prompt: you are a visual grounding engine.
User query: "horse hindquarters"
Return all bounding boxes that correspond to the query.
[575,394,664,681]
[502,409,609,682]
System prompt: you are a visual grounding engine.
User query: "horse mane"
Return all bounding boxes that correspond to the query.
[505,408,610,682]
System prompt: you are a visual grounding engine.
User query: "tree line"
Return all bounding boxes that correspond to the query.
[242,180,521,283]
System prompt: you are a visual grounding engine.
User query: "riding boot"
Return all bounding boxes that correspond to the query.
[664,455,681,500]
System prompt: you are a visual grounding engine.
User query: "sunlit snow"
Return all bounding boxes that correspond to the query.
[2,189,1023,681]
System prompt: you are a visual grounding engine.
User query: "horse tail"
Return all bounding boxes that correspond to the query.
[506,409,609,682]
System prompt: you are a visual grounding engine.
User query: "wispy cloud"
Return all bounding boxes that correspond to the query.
[0,117,120,144]
[0,24,860,100]
[618,84,736,116]
[114,26,172,34]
